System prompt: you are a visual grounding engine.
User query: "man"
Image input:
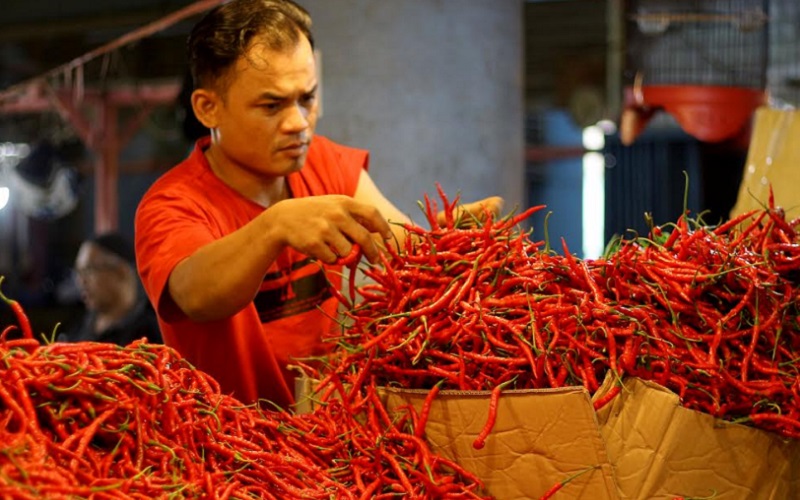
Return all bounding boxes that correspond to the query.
[135,0,501,408]
[63,232,162,346]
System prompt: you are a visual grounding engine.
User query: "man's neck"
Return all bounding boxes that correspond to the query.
[204,149,288,208]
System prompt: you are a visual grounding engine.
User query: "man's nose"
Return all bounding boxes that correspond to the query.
[282,103,310,133]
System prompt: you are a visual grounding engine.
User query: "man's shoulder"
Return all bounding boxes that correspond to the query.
[307,134,336,161]
[140,150,210,205]
[156,151,207,186]
[296,135,368,196]
[149,138,210,186]
[309,134,363,156]
[306,134,369,170]
[310,134,335,148]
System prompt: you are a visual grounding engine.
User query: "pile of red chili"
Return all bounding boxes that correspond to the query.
[595,195,800,436]
[3,183,800,498]
[315,186,800,444]
[0,290,487,499]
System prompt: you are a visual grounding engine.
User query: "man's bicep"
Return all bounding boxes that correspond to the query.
[135,196,215,322]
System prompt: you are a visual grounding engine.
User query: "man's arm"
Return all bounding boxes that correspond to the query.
[167,195,392,322]
[167,171,500,323]
[353,170,413,247]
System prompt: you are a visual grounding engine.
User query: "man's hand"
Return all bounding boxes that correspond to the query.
[437,196,505,228]
[267,195,393,264]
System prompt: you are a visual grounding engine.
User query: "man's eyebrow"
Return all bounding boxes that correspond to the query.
[257,91,287,101]
[257,85,318,101]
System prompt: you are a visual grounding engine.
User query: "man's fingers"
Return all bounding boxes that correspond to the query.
[347,202,393,241]
[339,217,383,264]
[479,196,505,217]
[276,196,392,264]
[334,244,362,266]
[466,196,504,219]
[326,232,355,264]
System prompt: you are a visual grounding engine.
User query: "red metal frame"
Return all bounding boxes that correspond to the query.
[0,0,225,232]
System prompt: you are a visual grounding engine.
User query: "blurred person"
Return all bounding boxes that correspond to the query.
[61,232,162,346]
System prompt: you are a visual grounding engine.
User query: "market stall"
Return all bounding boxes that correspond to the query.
[2,177,800,498]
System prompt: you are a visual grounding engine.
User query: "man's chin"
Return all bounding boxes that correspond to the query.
[278,155,307,174]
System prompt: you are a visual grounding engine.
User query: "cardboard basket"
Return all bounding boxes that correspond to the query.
[296,375,800,499]
[385,387,619,500]
[295,377,619,500]
[595,377,800,500]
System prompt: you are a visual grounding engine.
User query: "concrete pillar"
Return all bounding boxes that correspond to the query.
[305,0,525,220]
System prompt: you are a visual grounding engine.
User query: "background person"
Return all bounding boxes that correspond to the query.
[61,232,162,346]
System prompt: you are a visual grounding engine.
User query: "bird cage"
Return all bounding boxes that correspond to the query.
[768,0,800,107]
[620,0,769,144]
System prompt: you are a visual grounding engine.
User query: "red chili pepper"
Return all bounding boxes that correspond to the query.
[472,376,517,450]
[486,204,545,233]
[662,214,687,249]
[422,192,440,230]
[415,381,442,438]
[538,465,601,500]
[592,383,621,411]
[0,277,34,340]
[334,244,362,267]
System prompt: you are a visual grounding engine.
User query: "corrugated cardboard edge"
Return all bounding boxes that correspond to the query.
[599,377,800,500]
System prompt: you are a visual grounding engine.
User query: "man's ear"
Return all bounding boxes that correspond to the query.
[191,88,220,129]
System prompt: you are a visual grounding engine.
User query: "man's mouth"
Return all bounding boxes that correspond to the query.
[278,141,309,156]
[279,139,308,149]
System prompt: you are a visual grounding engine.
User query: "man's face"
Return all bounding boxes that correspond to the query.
[74,243,125,313]
[209,35,320,178]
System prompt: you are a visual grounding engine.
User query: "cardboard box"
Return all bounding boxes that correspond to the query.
[296,375,800,499]
[596,378,800,500]
[295,377,619,500]
[385,387,620,500]
[731,106,800,219]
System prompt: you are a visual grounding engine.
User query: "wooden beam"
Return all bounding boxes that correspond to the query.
[43,84,96,147]
[0,0,222,233]
[96,102,119,233]
[0,80,182,115]
[0,0,223,105]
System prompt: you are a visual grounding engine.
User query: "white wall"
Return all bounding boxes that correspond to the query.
[304,0,525,221]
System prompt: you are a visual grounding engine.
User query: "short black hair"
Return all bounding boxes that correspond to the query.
[90,232,136,267]
[188,0,314,92]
